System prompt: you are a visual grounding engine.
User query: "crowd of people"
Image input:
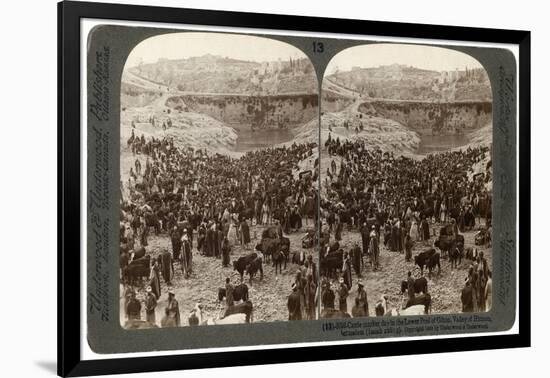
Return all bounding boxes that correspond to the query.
[120,131,319,326]
[319,133,493,315]
[121,126,494,324]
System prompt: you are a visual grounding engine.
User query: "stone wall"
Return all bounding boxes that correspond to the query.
[166,94,318,129]
[358,100,492,135]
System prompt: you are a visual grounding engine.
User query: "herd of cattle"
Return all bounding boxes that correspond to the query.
[122,217,488,327]
[122,222,318,326]
[317,221,488,318]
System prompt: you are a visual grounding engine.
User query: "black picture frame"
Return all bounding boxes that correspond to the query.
[58,1,531,376]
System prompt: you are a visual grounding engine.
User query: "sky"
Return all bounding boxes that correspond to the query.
[325,43,485,75]
[124,32,308,68]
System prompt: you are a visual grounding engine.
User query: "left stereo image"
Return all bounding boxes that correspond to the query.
[119,32,321,329]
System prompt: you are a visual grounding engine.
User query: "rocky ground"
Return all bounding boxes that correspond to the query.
[288,100,421,156]
[120,222,319,326]
[121,100,240,158]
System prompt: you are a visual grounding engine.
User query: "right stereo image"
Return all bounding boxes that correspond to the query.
[319,43,493,318]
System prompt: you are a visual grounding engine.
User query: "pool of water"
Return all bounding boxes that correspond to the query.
[417,134,469,155]
[235,128,471,154]
[235,128,294,152]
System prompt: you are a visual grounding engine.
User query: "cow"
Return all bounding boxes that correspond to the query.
[405,293,432,314]
[122,255,151,286]
[426,253,441,276]
[400,277,428,295]
[256,236,290,265]
[233,253,258,282]
[245,257,263,282]
[435,234,464,258]
[224,300,253,322]
[414,248,436,268]
[255,239,277,263]
[130,246,146,262]
[144,212,161,235]
[131,254,150,267]
[414,248,441,276]
[261,227,278,239]
[217,283,249,302]
[320,251,342,278]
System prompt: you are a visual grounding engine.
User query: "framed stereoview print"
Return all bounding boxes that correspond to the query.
[58,0,530,376]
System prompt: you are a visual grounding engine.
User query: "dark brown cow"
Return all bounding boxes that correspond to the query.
[414,248,440,276]
[400,277,428,295]
[405,293,432,314]
[223,300,253,322]
[217,284,249,302]
[233,253,257,282]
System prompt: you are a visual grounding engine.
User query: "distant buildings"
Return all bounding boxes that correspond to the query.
[436,67,487,84]
[437,69,460,84]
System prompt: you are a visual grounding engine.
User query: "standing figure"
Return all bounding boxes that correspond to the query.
[221,235,231,267]
[181,232,192,278]
[170,226,182,261]
[405,235,413,262]
[461,278,474,313]
[351,242,362,277]
[262,201,270,225]
[407,271,415,301]
[337,277,349,313]
[225,277,234,308]
[342,251,352,289]
[125,289,141,321]
[145,286,157,325]
[287,283,302,320]
[239,218,251,249]
[304,274,317,320]
[228,221,238,247]
[369,226,380,270]
[165,288,181,327]
[149,259,161,300]
[321,281,335,310]
[159,249,173,286]
[356,280,369,316]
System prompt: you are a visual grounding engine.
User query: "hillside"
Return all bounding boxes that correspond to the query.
[325,64,491,101]
[127,54,317,95]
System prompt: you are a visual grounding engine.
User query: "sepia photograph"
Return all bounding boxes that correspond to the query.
[55,1,530,375]
[119,32,320,329]
[319,43,493,318]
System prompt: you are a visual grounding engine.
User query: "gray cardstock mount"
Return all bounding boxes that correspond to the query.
[86,25,517,354]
